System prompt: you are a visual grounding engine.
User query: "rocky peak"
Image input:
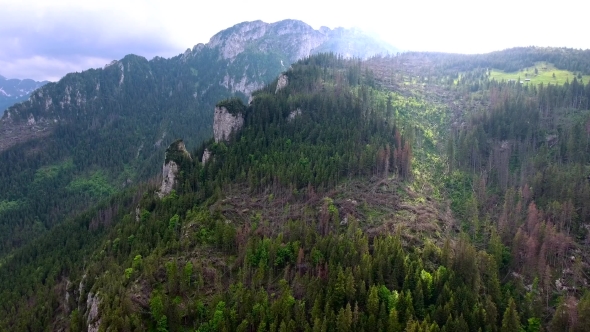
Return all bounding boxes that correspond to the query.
[208,20,270,60]
[164,139,191,163]
[194,19,395,63]
[255,20,323,63]
[179,19,396,98]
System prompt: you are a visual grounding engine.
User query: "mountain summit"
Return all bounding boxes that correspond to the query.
[181,19,396,96]
[1,19,395,150]
[201,19,396,63]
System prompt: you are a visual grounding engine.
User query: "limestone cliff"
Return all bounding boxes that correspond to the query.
[191,19,397,97]
[202,148,211,165]
[158,161,179,198]
[213,106,244,143]
[275,74,288,93]
[288,108,302,121]
[86,292,101,332]
[158,140,191,198]
[0,20,396,154]
[0,19,397,255]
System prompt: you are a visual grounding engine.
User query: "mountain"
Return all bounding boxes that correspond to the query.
[3,17,590,330]
[0,74,49,114]
[3,48,590,331]
[0,20,396,154]
[0,20,396,259]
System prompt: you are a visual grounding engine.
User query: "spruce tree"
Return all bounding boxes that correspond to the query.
[500,298,521,332]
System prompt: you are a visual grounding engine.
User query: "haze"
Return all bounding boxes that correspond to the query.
[0,0,584,81]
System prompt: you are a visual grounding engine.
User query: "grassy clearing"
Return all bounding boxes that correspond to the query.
[489,62,590,85]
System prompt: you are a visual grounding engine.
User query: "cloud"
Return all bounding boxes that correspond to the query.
[0,55,112,82]
[0,0,187,81]
[0,0,368,81]
[0,0,587,81]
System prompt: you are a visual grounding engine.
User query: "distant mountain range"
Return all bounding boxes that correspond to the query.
[0,75,49,113]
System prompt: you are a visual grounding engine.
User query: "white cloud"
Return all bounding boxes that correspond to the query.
[0,0,587,81]
[0,56,111,82]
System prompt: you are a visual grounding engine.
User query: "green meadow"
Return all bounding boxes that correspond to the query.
[489,62,590,85]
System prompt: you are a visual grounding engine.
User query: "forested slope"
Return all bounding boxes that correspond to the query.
[2,48,590,331]
[0,20,394,260]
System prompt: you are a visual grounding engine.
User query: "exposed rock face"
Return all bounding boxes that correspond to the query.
[221,73,264,96]
[157,140,191,198]
[208,20,271,60]
[158,161,179,198]
[288,108,302,121]
[27,114,36,125]
[86,292,101,332]
[213,106,244,143]
[275,74,288,93]
[205,19,396,64]
[197,19,396,96]
[202,148,211,165]
[0,19,396,154]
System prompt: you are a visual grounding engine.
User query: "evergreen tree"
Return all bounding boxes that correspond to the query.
[500,298,521,332]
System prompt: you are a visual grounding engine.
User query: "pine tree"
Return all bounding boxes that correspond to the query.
[550,296,575,332]
[500,298,521,332]
[575,292,590,332]
[388,308,402,332]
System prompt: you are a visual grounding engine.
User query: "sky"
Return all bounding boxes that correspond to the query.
[0,0,586,82]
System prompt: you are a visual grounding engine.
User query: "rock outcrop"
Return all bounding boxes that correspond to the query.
[228,74,264,96]
[203,20,397,64]
[157,140,191,198]
[191,19,396,97]
[288,108,302,121]
[86,292,101,332]
[213,106,244,143]
[158,161,179,198]
[275,74,288,93]
[202,148,211,165]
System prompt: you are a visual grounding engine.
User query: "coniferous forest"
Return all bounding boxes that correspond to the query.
[2,48,590,331]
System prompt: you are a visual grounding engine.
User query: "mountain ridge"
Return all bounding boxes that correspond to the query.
[0,75,49,114]
[1,19,397,151]
[0,19,397,259]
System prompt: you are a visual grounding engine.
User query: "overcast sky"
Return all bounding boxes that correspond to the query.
[1,0,585,82]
